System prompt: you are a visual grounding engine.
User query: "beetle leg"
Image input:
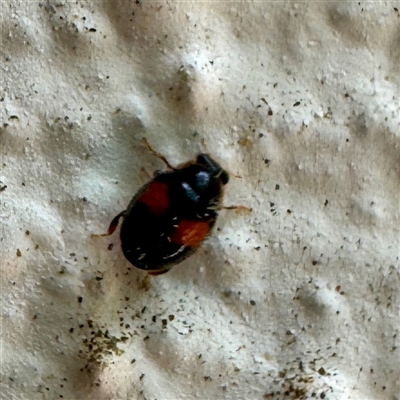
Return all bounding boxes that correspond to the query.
[223,205,252,212]
[105,212,125,235]
[148,268,172,276]
[91,211,124,238]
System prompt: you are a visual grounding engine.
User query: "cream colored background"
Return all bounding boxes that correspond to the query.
[1,1,399,399]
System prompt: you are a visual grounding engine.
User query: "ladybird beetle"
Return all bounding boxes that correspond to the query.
[102,139,230,275]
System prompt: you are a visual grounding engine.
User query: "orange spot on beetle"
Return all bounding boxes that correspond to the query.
[139,181,170,217]
[170,220,210,247]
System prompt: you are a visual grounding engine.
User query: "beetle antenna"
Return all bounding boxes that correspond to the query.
[142,138,175,170]
[199,136,208,154]
[200,136,243,178]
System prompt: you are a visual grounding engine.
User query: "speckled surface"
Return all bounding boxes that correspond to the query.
[1,1,399,399]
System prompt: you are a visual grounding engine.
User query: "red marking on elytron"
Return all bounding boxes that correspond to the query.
[170,220,210,247]
[138,181,170,217]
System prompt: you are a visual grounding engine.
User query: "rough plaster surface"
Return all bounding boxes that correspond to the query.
[1,1,399,399]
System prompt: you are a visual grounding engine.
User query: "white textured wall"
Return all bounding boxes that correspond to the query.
[1,1,399,399]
